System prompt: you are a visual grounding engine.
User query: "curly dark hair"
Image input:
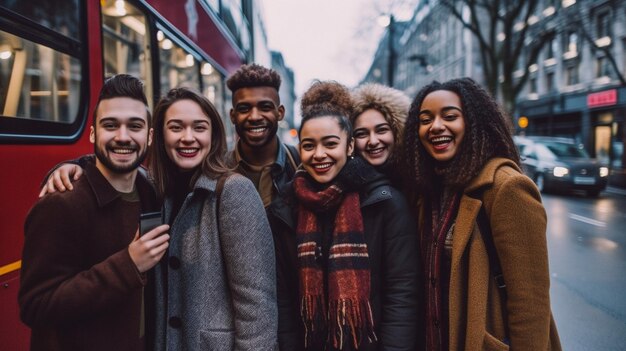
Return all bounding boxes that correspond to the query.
[402,77,520,192]
[226,63,281,93]
[299,80,354,137]
[149,87,231,198]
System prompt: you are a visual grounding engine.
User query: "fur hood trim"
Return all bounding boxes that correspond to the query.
[350,83,410,130]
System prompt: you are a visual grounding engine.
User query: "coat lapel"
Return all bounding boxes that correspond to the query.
[450,195,481,275]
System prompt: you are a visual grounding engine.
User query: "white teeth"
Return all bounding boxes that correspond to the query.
[178,148,198,154]
[431,136,453,144]
[249,127,267,133]
[112,148,134,154]
[368,148,384,155]
[314,163,332,170]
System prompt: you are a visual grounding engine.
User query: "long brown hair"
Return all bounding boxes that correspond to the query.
[148,87,231,198]
[402,78,520,192]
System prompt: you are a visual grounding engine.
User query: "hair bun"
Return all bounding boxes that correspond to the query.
[300,80,353,118]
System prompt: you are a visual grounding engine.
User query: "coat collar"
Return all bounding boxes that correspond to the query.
[84,161,155,209]
[360,178,393,207]
[463,157,522,195]
[192,173,219,193]
[451,157,521,276]
[233,138,289,173]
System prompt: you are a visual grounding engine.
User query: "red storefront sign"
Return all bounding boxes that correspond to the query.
[587,89,618,108]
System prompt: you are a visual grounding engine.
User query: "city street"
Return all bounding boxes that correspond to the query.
[545,190,626,351]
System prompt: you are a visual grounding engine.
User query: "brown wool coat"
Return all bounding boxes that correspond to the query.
[19,162,159,351]
[440,158,561,351]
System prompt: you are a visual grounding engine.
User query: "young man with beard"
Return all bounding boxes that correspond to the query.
[19,74,170,351]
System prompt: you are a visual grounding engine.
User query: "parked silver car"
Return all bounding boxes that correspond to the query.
[514,136,609,197]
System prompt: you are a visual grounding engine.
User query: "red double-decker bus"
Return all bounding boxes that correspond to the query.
[0,1,252,348]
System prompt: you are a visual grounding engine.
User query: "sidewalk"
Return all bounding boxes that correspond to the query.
[605,186,626,196]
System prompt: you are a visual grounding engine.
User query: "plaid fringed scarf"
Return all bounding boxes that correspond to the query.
[293,171,377,350]
[423,189,461,351]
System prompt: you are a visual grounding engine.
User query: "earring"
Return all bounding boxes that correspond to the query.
[349,154,355,160]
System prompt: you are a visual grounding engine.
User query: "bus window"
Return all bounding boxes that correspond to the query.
[0,1,85,141]
[201,61,233,145]
[201,62,224,115]
[101,0,152,108]
[0,0,80,40]
[158,30,200,93]
[0,29,81,124]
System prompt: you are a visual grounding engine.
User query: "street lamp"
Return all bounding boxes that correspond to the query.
[378,14,396,87]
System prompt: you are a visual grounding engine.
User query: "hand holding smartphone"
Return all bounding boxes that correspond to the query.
[131,212,169,274]
[140,212,163,236]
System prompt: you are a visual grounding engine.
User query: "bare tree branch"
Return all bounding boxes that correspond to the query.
[571,7,626,86]
[439,0,552,113]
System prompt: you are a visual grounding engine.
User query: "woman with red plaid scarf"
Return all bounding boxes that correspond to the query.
[274,80,421,351]
[403,78,561,351]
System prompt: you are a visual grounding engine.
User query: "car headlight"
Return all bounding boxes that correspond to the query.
[553,166,569,177]
[600,167,609,177]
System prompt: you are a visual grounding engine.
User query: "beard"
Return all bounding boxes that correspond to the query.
[94,141,148,174]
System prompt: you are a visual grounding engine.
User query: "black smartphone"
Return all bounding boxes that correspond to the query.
[140,212,162,236]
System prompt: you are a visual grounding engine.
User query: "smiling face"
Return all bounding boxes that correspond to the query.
[230,86,285,149]
[90,97,152,175]
[353,109,395,166]
[299,116,354,184]
[418,90,466,163]
[163,99,212,171]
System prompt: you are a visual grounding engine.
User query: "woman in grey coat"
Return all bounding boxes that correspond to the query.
[149,88,277,350]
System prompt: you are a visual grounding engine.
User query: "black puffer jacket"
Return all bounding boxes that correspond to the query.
[273,158,423,351]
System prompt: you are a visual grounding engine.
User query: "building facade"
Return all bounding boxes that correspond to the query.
[362,0,626,187]
[516,0,626,187]
[271,50,296,131]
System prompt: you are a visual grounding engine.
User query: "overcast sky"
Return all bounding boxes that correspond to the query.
[260,0,418,96]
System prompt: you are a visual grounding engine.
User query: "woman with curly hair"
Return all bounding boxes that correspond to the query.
[350,83,410,185]
[276,80,420,350]
[403,77,561,351]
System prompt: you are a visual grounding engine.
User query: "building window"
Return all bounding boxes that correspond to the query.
[546,71,555,92]
[546,38,556,59]
[530,77,538,94]
[565,65,579,85]
[564,30,578,58]
[596,11,610,39]
[596,56,611,78]
[544,37,558,66]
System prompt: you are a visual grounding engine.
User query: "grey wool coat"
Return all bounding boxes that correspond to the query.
[153,173,278,350]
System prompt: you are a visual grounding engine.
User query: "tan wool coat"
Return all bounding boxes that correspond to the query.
[446,158,561,351]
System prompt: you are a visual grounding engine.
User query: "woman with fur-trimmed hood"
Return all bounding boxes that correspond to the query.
[351,83,410,184]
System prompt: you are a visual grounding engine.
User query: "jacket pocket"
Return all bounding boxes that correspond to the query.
[483,332,510,351]
[199,329,235,351]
